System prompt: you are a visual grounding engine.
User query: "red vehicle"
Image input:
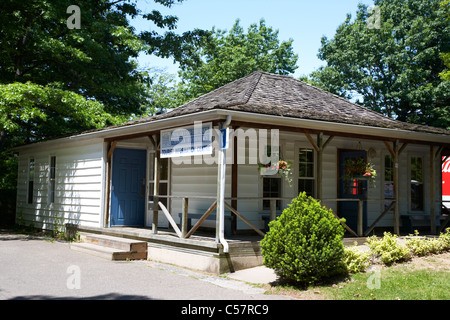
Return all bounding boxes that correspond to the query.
[443,157,450,209]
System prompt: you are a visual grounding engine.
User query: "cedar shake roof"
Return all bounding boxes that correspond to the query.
[119,71,450,135]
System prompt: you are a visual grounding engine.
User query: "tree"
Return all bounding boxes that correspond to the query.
[0,0,207,116]
[0,82,122,144]
[177,19,298,102]
[309,0,450,129]
[440,0,450,81]
[0,0,208,189]
[142,69,188,116]
[0,82,123,189]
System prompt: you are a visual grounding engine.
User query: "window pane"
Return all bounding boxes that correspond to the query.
[298,179,314,197]
[411,157,423,183]
[27,181,34,204]
[263,177,281,210]
[160,158,169,181]
[29,159,35,181]
[343,178,364,196]
[306,163,314,177]
[148,155,154,180]
[411,183,423,211]
[28,159,35,204]
[385,155,393,182]
[299,149,314,178]
[411,157,423,211]
[160,182,168,207]
[50,181,55,203]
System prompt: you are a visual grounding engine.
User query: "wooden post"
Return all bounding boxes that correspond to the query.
[305,132,333,201]
[357,199,364,237]
[181,197,189,238]
[231,128,238,234]
[384,140,407,235]
[317,133,323,200]
[152,134,160,234]
[393,141,400,235]
[270,199,277,222]
[430,145,436,234]
[158,201,182,238]
[104,140,117,227]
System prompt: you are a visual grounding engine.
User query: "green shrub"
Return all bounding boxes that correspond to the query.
[405,230,444,256]
[260,192,346,285]
[343,244,371,273]
[366,232,411,265]
[438,228,450,251]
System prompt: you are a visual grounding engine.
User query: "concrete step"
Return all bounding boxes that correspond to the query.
[71,233,147,261]
[79,233,147,253]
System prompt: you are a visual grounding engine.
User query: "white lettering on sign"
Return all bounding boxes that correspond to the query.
[160,122,212,158]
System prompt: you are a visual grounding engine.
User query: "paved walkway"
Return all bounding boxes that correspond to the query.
[0,229,291,300]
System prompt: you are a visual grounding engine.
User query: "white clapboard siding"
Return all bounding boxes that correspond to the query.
[15,142,105,230]
[171,162,229,225]
[168,132,441,233]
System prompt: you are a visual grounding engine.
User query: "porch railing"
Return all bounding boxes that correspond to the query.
[150,195,449,239]
[320,198,396,237]
[148,195,408,239]
[150,195,294,239]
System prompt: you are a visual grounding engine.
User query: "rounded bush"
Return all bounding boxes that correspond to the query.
[260,192,346,285]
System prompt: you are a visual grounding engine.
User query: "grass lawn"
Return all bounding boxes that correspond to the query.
[264,252,450,300]
[320,267,450,300]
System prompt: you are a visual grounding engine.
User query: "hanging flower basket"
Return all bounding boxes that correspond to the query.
[258,160,293,186]
[343,157,377,187]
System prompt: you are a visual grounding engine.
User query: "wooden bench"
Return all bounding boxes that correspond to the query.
[262,213,282,232]
[400,214,444,233]
[178,212,232,237]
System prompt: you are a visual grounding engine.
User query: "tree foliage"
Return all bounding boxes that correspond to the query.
[0,0,208,189]
[308,0,450,129]
[440,0,450,81]
[177,19,298,102]
[0,82,122,144]
[142,69,188,116]
[0,0,207,116]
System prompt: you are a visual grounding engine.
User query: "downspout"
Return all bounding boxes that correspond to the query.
[216,115,231,253]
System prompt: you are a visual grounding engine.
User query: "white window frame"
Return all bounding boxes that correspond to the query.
[408,154,425,213]
[27,157,35,204]
[296,146,316,198]
[148,150,171,214]
[259,144,282,212]
[48,155,56,204]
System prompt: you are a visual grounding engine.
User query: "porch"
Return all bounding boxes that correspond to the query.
[69,223,264,274]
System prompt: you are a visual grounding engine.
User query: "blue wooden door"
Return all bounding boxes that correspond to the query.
[111,148,146,226]
[338,150,368,233]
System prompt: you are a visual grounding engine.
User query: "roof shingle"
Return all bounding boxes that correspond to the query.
[120,71,450,135]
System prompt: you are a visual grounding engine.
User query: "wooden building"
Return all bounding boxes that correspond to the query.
[13,71,450,272]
